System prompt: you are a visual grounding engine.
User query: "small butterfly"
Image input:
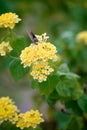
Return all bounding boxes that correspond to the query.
[27,31,38,44]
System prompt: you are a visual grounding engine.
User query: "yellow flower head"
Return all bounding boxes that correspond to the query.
[20,33,57,82]
[37,42,57,60]
[36,33,49,43]
[0,97,19,124]
[76,31,87,45]
[30,61,54,82]
[14,110,44,129]
[0,41,13,56]
[20,42,57,67]
[0,12,21,29]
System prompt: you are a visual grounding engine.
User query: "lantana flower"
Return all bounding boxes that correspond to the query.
[76,31,87,45]
[0,12,21,29]
[14,110,44,129]
[0,41,12,56]
[30,61,54,82]
[20,33,58,82]
[20,42,57,67]
[0,97,19,124]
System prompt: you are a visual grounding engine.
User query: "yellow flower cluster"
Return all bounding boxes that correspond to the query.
[76,31,87,45]
[0,96,44,129]
[14,110,44,129]
[20,42,57,67]
[31,61,54,82]
[36,33,49,43]
[0,41,13,56]
[0,12,21,29]
[20,33,58,82]
[0,97,19,124]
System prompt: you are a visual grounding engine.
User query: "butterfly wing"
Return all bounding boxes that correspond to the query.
[27,31,38,43]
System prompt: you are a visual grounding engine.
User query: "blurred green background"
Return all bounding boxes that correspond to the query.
[0,0,87,129]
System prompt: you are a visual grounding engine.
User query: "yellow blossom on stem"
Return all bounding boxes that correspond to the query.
[20,42,57,67]
[0,12,21,29]
[20,33,58,82]
[76,31,87,45]
[14,110,44,129]
[0,97,19,124]
[36,33,49,43]
[30,61,54,82]
[0,41,13,56]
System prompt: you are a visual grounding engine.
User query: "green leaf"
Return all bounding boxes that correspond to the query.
[54,110,72,130]
[57,64,79,79]
[67,116,82,130]
[31,80,39,89]
[33,127,42,130]
[65,100,83,116]
[72,82,83,100]
[0,121,13,130]
[9,59,29,81]
[38,75,59,95]
[0,57,12,71]
[56,77,75,97]
[77,95,87,112]
[56,77,83,99]
[21,127,42,130]
[10,36,27,56]
[57,72,79,79]
[10,124,20,130]
[46,90,59,106]
[57,63,70,73]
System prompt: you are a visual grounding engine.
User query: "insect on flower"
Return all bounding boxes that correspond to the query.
[27,30,38,44]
